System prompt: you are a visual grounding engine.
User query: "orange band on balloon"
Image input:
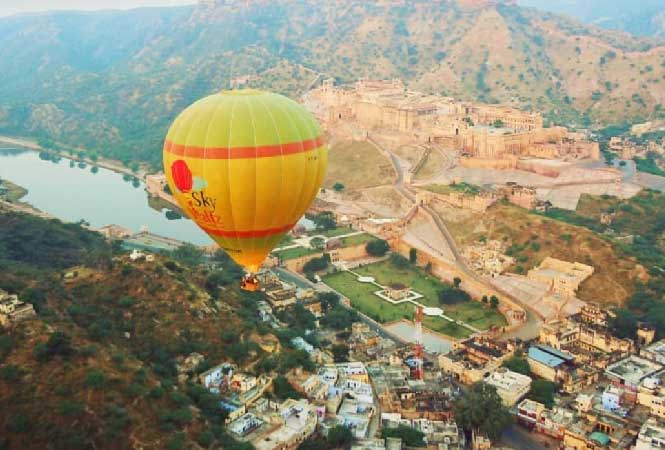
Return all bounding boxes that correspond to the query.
[164,136,325,159]
[201,223,296,238]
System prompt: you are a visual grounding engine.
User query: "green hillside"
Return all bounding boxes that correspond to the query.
[0,0,664,168]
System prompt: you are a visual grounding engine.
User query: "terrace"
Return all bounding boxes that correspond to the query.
[606,356,664,388]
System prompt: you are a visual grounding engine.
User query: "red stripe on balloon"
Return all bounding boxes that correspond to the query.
[200,223,296,238]
[163,136,325,159]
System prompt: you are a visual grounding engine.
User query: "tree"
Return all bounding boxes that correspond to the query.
[390,253,409,269]
[273,375,302,400]
[409,248,417,264]
[311,211,336,231]
[382,425,426,447]
[492,119,505,128]
[453,382,513,441]
[36,331,74,361]
[321,305,358,330]
[85,370,107,389]
[453,277,462,288]
[303,255,329,273]
[490,295,499,309]
[438,287,471,305]
[609,308,638,339]
[327,425,354,449]
[172,244,203,266]
[331,344,350,363]
[528,380,557,408]
[310,236,326,250]
[319,292,340,312]
[0,334,13,361]
[333,182,345,192]
[502,357,530,375]
[366,239,390,256]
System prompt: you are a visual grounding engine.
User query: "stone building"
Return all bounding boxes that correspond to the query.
[0,290,35,326]
[527,257,594,298]
[496,183,538,209]
[385,283,410,301]
[517,399,575,440]
[438,337,515,385]
[635,417,665,450]
[484,368,531,406]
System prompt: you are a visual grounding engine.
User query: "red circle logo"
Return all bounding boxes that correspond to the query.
[171,160,193,193]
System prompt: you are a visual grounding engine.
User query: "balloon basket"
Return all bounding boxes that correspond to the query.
[241,275,260,292]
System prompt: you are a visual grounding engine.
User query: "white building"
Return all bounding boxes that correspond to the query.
[642,340,665,365]
[485,368,532,406]
[0,290,36,326]
[254,399,317,450]
[198,362,235,393]
[635,417,665,450]
[228,413,263,437]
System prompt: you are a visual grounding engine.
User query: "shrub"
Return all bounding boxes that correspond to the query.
[85,370,106,389]
[366,239,390,256]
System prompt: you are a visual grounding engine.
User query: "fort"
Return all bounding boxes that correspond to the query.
[309,79,599,170]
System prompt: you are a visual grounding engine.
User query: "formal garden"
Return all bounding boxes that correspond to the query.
[322,257,507,339]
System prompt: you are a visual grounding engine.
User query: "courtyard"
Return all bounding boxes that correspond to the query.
[322,260,506,339]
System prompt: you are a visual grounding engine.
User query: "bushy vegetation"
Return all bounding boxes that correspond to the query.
[381,425,426,447]
[366,239,390,256]
[454,382,513,440]
[0,212,113,270]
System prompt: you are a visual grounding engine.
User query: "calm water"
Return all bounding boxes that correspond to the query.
[0,148,211,244]
[384,321,452,354]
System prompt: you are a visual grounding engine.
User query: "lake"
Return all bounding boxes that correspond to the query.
[0,148,317,247]
[0,148,210,245]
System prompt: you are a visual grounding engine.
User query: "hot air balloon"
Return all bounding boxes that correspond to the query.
[163,89,327,290]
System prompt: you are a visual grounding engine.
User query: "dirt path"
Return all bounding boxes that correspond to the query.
[368,135,544,339]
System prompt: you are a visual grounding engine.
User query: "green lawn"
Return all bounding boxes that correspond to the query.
[424,182,481,195]
[423,317,471,339]
[445,301,507,330]
[279,234,294,246]
[353,260,446,308]
[634,156,665,177]
[273,246,321,261]
[308,225,355,238]
[323,271,471,338]
[322,260,506,336]
[340,233,377,247]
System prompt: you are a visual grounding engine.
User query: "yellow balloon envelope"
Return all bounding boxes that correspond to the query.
[163,90,327,273]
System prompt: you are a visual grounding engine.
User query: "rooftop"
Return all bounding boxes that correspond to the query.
[645,339,665,356]
[485,369,531,392]
[606,355,663,387]
[589,431,610,446]
[528,345,573,368]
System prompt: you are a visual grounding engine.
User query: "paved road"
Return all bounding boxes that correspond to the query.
[272,266,409,346]
[501,425,549,450]
[367,136,544,339]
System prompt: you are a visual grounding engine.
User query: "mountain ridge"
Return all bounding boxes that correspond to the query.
[0,0,664,167]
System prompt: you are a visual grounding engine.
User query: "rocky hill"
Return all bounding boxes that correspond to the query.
[0,211,301,449]
[518,0,665,38]
[0,0,664,167]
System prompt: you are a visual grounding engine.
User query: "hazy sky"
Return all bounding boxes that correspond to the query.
[0,0,196,17]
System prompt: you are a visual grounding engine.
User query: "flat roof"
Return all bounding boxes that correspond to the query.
[589,431,610,446]
[528,346,569,367]
[646,340,665,355]
[606,356,663,386]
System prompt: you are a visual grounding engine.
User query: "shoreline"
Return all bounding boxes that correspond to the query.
[0,134,150,181]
